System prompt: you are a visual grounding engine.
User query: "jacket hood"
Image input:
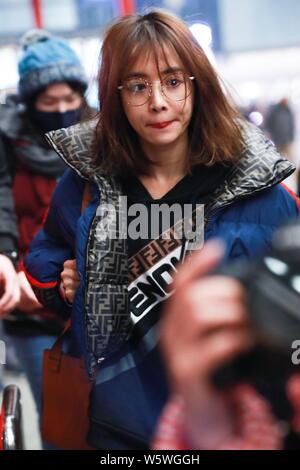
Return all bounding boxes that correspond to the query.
[0,99,26,139]
[45,119,295,207]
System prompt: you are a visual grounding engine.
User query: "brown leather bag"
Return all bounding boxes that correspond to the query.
[41,324,93,449]
[42,182,93,449]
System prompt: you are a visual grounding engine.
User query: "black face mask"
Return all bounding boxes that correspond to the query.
[29,108,81,133]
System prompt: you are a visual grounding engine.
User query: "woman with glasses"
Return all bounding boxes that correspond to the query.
[24,10,299,449]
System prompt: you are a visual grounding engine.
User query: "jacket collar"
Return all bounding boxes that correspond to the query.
[45,119,295,205]
[45,119,99,181]
[208,121,295,211]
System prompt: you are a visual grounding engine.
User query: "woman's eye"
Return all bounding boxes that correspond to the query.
[165,77,182,88]
[41,99,56,106]
[66,95,80,103]
[127,83,146,93]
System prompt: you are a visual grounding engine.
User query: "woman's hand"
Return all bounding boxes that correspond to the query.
[0,254,21,316]
[160,241,256,448]
[17,271,42,312]
[60,259,80,304]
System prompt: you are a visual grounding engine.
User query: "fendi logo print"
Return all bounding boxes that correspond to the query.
[129,243,187,323]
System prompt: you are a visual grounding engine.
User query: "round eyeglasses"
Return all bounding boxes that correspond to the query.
[118,71,195,106]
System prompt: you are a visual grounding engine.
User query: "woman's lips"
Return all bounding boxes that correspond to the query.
[148,121,174,129]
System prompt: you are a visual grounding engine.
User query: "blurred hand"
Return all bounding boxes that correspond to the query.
[160,241,256,448]
[60,259,80,304]
[0,254,21,316]
[17,271,42,312]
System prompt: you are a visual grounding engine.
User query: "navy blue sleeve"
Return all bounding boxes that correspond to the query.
[24,169,84,317]
[209,182,300,262]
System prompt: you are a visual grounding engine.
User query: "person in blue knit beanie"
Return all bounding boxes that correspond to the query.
[18,29,87,99]
[0,29,92,449]
[17,29,89,132]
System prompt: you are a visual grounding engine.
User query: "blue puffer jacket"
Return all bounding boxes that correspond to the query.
[24,120,299,449]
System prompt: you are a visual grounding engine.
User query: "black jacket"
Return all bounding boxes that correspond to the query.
[0,135,18,255]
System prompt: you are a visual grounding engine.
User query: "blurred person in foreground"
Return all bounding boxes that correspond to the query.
[154,238,300,450]
[0,29,90,424]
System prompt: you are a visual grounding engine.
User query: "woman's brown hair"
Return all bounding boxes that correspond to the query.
[93,9,245,176]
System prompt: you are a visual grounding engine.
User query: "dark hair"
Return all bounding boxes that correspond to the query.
[94,10,245,176]
[24,80,95,122]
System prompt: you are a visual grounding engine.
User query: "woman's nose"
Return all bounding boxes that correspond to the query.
[149,82,167,111]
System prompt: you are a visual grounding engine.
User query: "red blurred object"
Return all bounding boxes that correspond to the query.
[31,0,43,28]
[120,0,136,15]
[0,402,4,450]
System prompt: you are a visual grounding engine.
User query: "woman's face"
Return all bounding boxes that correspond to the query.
[120,47,194,153]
